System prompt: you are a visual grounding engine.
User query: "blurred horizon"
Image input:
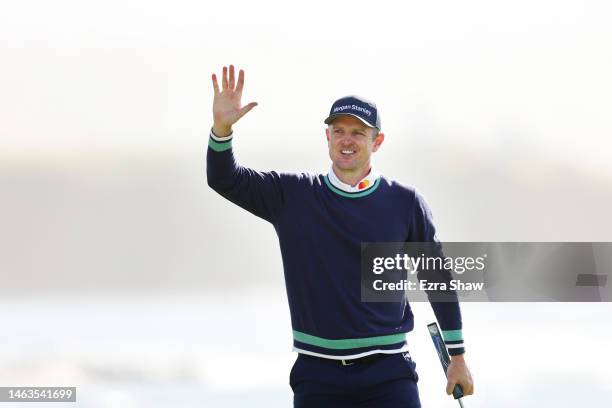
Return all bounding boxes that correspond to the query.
[2,138,612,295]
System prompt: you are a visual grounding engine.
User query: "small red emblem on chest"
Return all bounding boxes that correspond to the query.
[358,180,370,190]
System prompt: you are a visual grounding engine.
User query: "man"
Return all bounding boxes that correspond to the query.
[207,65,474,407]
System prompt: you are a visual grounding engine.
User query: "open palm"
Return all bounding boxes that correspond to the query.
[211,65,257,136]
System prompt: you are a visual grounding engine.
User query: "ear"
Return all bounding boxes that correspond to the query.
[372,133,385,152]
[325,127,330,142]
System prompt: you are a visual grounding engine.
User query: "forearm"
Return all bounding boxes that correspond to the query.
[206,129,236,189]
[206,128,285,222]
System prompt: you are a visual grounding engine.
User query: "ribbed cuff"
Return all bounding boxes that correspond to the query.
[208,128,233,152]
[442,329,465,356]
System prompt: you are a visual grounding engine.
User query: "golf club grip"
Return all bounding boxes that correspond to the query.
[453,384,464,399]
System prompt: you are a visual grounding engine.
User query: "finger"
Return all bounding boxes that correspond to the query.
[456,379,473,396]
[211,74,220,95]
[466,382,474,395]
[235,69,245,96]
[229,65,235,90]
[222,66,228,90]
[237,102,258,120]
[446,380,455,395]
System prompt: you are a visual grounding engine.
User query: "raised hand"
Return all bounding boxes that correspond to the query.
[211,65,258,137]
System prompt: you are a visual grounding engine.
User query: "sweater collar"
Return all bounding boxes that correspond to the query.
[325,166,381,197]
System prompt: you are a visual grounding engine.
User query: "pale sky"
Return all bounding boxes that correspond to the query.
[1,0,611,174]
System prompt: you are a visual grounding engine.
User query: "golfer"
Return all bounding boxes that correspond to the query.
[207,65,474,407]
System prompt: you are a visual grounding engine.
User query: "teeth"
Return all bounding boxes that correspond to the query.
[341,150,355,154]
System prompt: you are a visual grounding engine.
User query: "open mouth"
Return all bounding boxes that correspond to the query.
[340,149,356,156]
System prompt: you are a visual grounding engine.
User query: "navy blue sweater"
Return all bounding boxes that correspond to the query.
[206,132,464,359]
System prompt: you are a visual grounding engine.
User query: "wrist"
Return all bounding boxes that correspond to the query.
[450,353,465,362]
[212,124,233,138]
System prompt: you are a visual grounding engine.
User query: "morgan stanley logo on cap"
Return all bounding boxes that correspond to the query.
[324,95,381,130]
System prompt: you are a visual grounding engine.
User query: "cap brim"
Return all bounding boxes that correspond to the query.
[324,113,377,129]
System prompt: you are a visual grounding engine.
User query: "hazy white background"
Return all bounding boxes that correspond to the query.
[1,0,612,407]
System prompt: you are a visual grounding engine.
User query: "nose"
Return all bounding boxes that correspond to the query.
[338,133,357,145]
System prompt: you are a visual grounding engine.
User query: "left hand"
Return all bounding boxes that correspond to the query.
[446,354,474,396]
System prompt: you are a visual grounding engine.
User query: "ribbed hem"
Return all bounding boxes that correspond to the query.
[208,129,233,152]
[210,128,233,141]
[442,329,465,355]
[292,330,408,358]
[293,344,410,360]
[448,346,465,356]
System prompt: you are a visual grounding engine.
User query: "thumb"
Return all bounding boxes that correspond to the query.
[237,102,258,120]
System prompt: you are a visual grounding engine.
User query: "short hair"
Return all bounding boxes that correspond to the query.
[371,128,380,140]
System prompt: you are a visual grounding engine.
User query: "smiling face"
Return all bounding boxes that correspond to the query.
[326,115,384,185]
